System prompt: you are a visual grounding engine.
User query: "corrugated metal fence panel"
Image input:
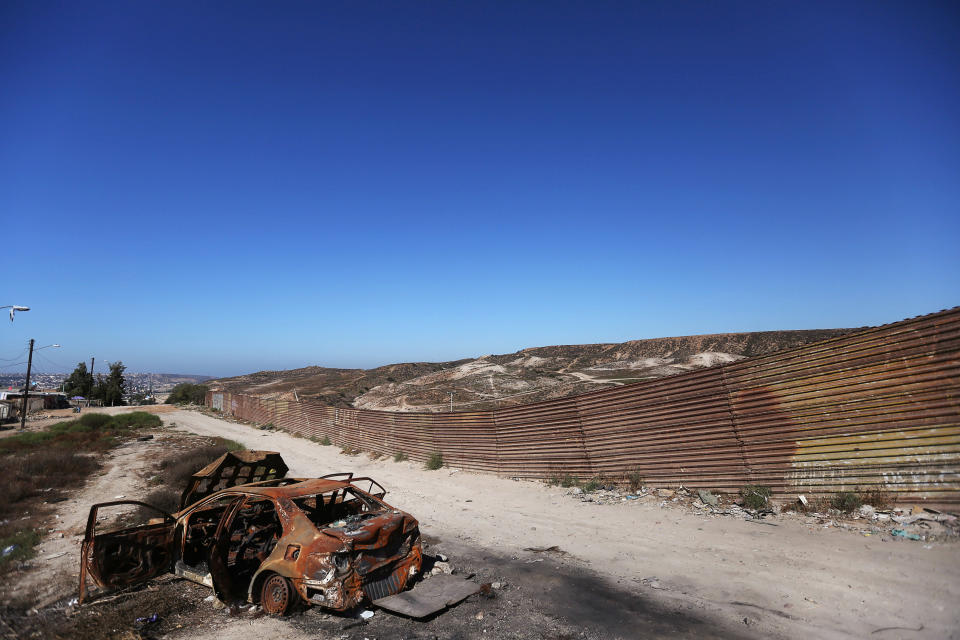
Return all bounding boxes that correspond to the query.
[578,368,748,491]
[205,307,960,507]
[432,412,500,473]
[494,397,592,479]
[723,310,960,504]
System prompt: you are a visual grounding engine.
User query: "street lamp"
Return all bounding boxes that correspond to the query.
[1,305,29,322]
[19,340,61,430]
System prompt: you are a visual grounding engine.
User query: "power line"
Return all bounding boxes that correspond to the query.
[0,348,28,362]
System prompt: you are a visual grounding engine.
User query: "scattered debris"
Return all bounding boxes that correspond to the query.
[871,624,925,634]
[373,574,481,618]
[2,544,18,557]
[640,576,665,590]
[698,490,719,507]
[524,545,565,555]
[134,613,160,627]
[891,529,923,541]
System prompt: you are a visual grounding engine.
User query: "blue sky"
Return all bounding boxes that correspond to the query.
[2,1,957,376]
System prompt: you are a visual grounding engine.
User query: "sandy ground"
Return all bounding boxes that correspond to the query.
[159,408,960,640]
[7,406,959,639]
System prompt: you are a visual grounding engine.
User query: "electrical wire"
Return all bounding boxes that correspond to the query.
[0,347,28,362]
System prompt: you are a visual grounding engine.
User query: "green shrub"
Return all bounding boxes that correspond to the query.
[117,411,162,429]
[394,451,408,462]
[79,413,112,429]
[0,412,156,453]
[49,420,89,435]
[831,491,862,513]
[0,529,42,571]
[425,451,443,470]
[627,467,644,493]
[166,383,209,405]
[212,437,243,452]
[581,476,603,492]
[739,485,772,510]
[320,436,332,446]
[559,474,579,488]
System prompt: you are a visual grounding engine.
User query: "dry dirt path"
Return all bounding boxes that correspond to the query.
[8,439,155,607]
[166,408,960,640]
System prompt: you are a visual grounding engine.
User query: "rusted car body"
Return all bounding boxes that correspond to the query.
[79,451,423,614]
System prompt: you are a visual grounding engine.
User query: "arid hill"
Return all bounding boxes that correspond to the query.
[209,327,860,412]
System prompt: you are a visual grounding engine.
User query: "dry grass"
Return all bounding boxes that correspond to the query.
[857,486,893,510]
[739,485,772,510]
[1,450,99,524]
[136,439,242,516]
[0,413,161,577]
[626,467,644,493]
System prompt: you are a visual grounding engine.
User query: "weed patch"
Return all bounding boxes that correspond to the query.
[831,491,862,513]
[425,451,443,470]
[626,467,644,493]
[393,451,408,462]
[0,528,42,573]
[857,487,892,510]
[581,476,603,492]
[739,485,772,510]
[559,474,579,488]
[212,437,243,451]
[0,412,161,454]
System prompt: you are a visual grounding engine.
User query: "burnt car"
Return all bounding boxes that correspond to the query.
[79,451,423,614]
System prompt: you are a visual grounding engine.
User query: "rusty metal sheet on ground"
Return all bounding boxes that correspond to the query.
[373,575,480,618]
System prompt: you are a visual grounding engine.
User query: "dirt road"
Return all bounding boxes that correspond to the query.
[161,408,959,639]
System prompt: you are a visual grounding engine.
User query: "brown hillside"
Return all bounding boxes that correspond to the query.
[209,327,860,412]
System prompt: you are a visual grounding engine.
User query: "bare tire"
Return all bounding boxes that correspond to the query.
[260,573,293,615]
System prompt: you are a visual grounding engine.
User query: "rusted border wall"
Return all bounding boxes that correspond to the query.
[207,308,960,507]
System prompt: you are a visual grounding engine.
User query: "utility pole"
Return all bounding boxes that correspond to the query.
[90,357,95,377]
[449,391,454,413]
[20,339,34,430]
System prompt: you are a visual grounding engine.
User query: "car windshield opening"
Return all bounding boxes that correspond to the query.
[293,488,385,529]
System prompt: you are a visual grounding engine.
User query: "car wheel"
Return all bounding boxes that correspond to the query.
[260,573,293,615]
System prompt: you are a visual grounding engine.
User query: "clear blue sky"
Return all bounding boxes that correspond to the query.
[2,1,958,376]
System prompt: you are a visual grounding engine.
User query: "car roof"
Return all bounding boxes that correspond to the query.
[215,477,360,499]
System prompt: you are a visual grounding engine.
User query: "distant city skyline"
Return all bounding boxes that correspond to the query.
[3,2,957,377]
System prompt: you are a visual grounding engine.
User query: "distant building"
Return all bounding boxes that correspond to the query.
[0,391,70,417]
